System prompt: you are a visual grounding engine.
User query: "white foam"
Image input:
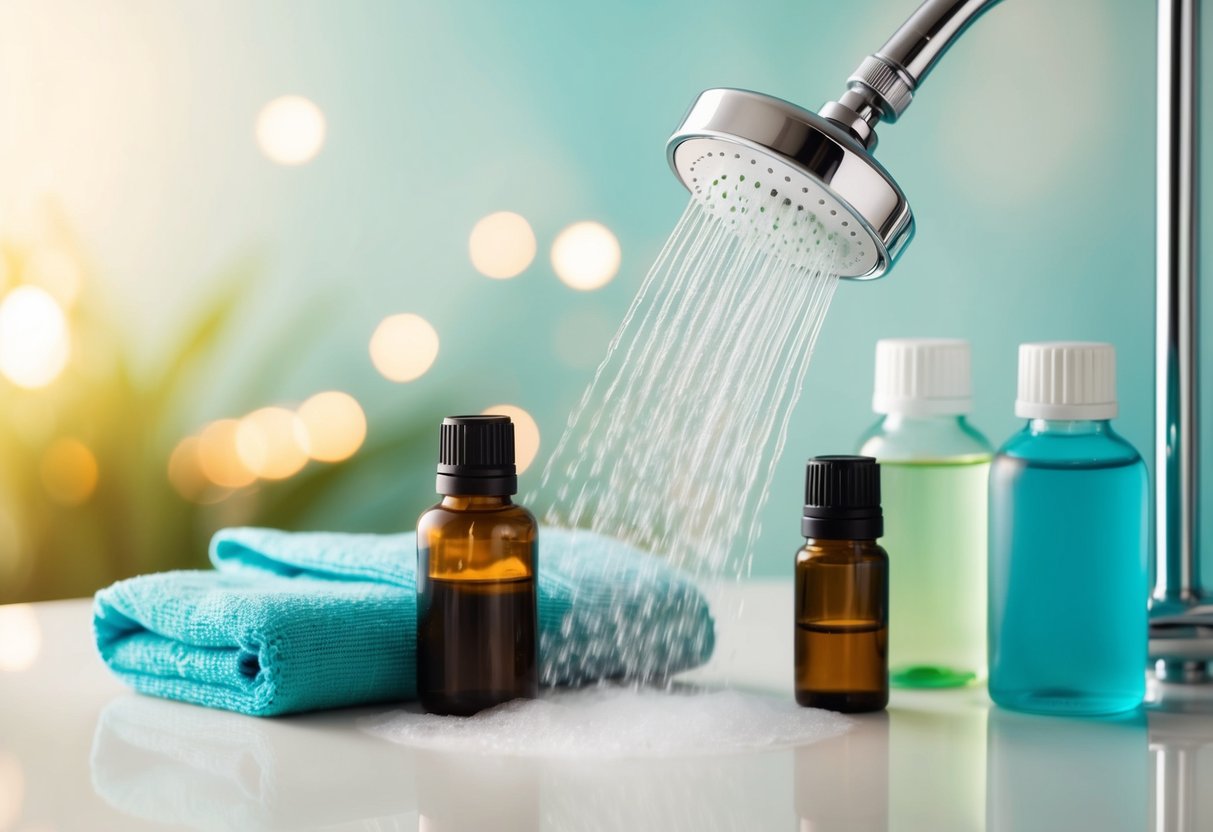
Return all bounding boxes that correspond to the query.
[362,686,851,759]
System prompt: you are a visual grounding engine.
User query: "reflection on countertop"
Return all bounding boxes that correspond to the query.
[91,696,416,830]
[92,696,801,832]
[5,595,1213,831]
[987,708,1148,832]
[1149,679,1213,832]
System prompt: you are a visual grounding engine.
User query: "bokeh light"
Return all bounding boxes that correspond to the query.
[0,286,70,389]
[482,404,540,474]
[370,313,439,382]
[236,406,308,480]
[198,419,257,489]
[468,211,537,279]
[295,391,367,463]
[0,604,41,672]
[39,437,99,506]
[167,436,210,501]
[25,247,83,306]
[256,95,327,166]
[551,221,621,291]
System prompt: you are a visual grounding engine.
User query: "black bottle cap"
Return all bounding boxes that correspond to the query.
[802,455,883,539]
[435,415,518,496]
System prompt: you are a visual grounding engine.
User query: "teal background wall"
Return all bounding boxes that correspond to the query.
[0,0,1208,585]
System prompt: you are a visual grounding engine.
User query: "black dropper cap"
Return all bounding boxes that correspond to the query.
[802,455,883,539]
[435,415,517,496]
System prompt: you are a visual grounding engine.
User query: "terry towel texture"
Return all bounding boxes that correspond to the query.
[94,527,715,717]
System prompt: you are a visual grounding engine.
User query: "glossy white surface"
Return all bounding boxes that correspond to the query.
[1,586,1212,831]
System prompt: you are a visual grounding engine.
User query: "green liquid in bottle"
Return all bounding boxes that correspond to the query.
[880,457,990,688]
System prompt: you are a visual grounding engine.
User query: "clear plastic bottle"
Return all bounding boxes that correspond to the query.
[857,338,993,688]
[988,342,1148,716]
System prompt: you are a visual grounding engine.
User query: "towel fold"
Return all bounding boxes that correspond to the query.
[94,527,715,716]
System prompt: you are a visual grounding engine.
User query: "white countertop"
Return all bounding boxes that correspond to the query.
[1,584,1212,831]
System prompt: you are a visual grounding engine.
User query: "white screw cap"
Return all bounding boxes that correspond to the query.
[872,338,972,416]
[1015,341,1117,420]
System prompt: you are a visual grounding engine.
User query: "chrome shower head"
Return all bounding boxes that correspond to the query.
[667,88,913,279]
[666,0,1002,279]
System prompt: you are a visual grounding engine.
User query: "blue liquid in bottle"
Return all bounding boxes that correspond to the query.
[988,419,1147,716]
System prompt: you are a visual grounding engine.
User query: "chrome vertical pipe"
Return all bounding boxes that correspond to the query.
[1153,0,1207,681]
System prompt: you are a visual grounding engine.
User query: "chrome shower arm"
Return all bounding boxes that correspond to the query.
[874,0,1004,90]
[820,0,1002,148]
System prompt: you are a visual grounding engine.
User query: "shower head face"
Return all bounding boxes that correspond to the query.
[667,89,914,279]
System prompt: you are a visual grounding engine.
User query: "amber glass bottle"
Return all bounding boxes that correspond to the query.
[795,455,889,713]
[416,415,538,716]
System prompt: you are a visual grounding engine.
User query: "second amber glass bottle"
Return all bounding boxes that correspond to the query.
[416,415,538,716]
[795,455,889,713]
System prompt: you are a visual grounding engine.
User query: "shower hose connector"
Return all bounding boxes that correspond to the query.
[819,0,1003,149]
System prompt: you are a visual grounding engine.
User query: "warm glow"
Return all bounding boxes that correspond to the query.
[295,391,367,463]
[0,752,23,830]
[0,604,41,672]
[39,437,99,506]
[482,404,540,474]
[551,221,621,290]
[236,406,308,480]
[256,95,326,165]
[25,247,83,306]
[0,286,70,388]
[198,419,257,489]
[370,313,439,382]
[468,211,537,279]
[167,436,209,501]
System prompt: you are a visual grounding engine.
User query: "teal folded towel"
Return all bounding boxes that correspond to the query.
[93,527,715,717]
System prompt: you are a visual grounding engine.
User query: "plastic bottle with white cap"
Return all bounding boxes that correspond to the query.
[988,342,1148,716]
[857,338,993,688]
